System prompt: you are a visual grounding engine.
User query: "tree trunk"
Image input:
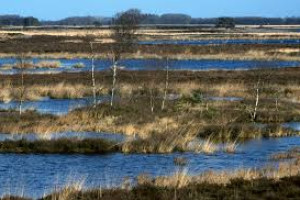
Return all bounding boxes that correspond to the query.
[253,81,260,121]
[150,88,154,113]
[90,42,97,108]
[19,54,25,116]
[253,88,259,121]
[161,57,169,110]
[111,58,117,108]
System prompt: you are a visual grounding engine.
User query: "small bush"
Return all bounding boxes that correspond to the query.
[190,90,204,103]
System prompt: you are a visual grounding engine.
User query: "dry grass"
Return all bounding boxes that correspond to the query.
[270,147,300,161]
[148,153,300,188]
[0,68,299,148]
[210,83,246,97]
[36,133,52,140]
[1,64,14,70]
[224,140,238,153]
[122,124,198,153]
[154,169,190,188]
[52,178,86,200]
[0,50,299,61]
[150,168,262,188]
[36,61,61,68]
[0,82,106,102]
[44,82,89,99]
[0,86,13,103]
[194,138,218,154]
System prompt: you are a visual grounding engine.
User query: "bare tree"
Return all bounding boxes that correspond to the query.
[18,53,25,116]
[245,62,274,122]
[89,42,97,108]
[161,57,170,110]
[147,80,159,113]
[252,79,260,121]
[243,67,263,123]
[110,55,117,107]
[18,26,26,116]
[109,9,142,108]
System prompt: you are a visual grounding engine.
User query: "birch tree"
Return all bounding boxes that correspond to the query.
[252,79,260,122]
[110,9,142,108]
[18,53,25,116]
[161,57,169,110]
[89,42,97,108]
[110,54,117,107]
[245,62,273,122]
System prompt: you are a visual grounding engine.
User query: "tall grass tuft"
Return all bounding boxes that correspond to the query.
[36,61,61,68]
[224,140,238,154]
[193,137,218,154]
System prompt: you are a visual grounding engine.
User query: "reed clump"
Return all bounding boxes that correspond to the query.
[195,138,218,154]
[270,147,300,161]
[122,125,198,154]
[72,62,85,68]
[42,174,300,200]
[36,61,61,68]
[224,140,238,153]
[122,133,193,154]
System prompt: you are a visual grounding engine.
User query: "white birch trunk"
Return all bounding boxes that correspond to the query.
[111,58,117,108]
[19,54,25,116]
[90,42,97,108]
[252,80,260,121]
[161,57,169,110]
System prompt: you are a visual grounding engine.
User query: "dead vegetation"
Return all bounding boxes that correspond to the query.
[0,68,299,154]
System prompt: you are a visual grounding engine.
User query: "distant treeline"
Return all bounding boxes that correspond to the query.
[0,15,39,26]
[1,13,300,26]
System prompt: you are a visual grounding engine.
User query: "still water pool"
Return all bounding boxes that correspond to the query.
[0,136,298,198]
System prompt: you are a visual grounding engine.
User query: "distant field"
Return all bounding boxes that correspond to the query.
[0,26,299,61]
[1,24,300,38]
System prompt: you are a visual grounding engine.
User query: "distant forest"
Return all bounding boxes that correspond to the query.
[0,13,300,26]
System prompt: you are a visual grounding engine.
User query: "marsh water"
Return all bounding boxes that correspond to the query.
[0,58,300,74]
[139,39,300,45]
[0,136,299,198]
[0,96,109,115]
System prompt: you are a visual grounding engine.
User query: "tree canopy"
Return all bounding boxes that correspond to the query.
[215,17,235,28]
[111,9,142,61]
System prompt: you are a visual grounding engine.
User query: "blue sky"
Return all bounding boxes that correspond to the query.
[1,0,300,20]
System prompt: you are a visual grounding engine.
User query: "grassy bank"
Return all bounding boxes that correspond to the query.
[41,176,300,200]
[0,138,120,154]
[1,146,299,199]
[0,68,299,153]
[41,150,300,199]
[5,175,300,200]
